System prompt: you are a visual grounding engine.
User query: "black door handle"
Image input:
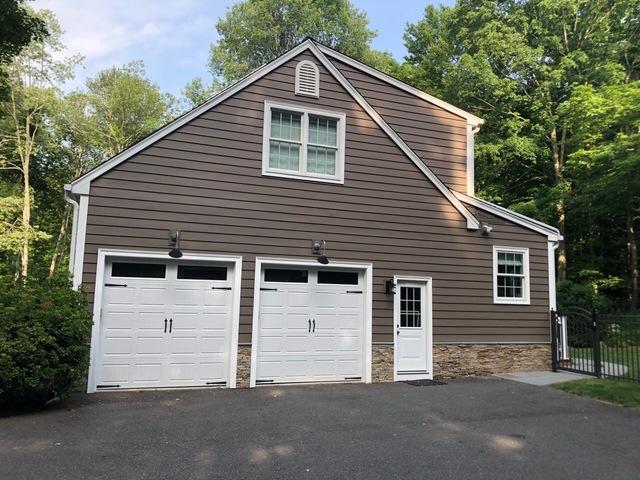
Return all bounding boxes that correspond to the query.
[308,319,311,332]
[169,318,173,333]
[312,319,315,332]
[164,318,167,333]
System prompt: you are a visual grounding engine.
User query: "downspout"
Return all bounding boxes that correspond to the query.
[64,185,79,274]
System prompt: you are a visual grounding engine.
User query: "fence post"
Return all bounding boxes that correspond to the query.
[550,309,558,372]
[592,309,602,378]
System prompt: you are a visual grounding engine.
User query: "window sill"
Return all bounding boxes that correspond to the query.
[493,298,531,305]
[262,169,344,184]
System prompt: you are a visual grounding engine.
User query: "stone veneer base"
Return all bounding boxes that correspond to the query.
[235,343,551,387]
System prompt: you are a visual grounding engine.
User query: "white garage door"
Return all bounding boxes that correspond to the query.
[96,259,234,390]
[256,267,365,384]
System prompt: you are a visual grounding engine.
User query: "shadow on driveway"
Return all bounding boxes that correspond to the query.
[1,377,638,479]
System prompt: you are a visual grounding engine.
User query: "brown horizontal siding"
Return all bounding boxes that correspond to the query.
[330,57,469,191]
[82,50,550,345]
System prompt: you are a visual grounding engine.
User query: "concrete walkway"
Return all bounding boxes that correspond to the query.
[494,370,591,386]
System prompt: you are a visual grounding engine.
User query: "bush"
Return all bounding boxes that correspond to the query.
[557,279,606,311]
[0,275,92,408]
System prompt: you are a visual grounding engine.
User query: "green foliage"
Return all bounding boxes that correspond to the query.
[83,61,177,157]
[0,0,48,99]
[202,0,395,90]
[557,279,606,311]
[0,275,92,408]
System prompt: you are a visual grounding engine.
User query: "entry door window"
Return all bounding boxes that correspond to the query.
[400,286,421,328]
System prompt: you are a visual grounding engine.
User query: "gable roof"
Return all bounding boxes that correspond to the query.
[66,39,480,229]
[315,43,484,127]
[454,191,562,241]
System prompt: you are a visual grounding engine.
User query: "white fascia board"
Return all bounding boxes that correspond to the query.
[315,43,484,127]
[453,190,562,241]
[68,40,317,194]
[309,44,480,230]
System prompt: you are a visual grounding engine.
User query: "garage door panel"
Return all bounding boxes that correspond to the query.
[256,267,365,384]
[133,364,163,382]
[134,336,165,355]
[201,336,228,354]
[97,259,234,390]
[102,336,133,355]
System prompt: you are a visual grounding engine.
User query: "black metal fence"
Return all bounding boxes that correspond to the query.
[551,308,640,383]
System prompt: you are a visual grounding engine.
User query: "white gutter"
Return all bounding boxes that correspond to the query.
[64,184,88,289]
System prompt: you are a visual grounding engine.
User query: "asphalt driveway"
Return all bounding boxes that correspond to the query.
[1,378,638,479]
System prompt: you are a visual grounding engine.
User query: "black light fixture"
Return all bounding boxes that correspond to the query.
[481,223,493,235]
[168,230,183,258]
[385,279,396,295]
[312,239,329,265]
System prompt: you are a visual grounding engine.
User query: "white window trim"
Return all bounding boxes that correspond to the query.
[492,246,531,305]
[262,100,346,184]
[295,60,320,98]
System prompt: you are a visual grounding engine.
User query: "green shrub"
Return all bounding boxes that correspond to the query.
[0,275,92,408]
[557,279,606,311]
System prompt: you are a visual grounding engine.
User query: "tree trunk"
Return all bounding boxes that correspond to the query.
[628,206,638,312]
[20,165,30,278]
[48,202,72,277]
[550,126,567,280]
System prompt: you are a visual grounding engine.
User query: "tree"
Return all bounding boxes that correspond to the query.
[402,0,640,281]
[182,0,396,106]
[83,61,176,158]
[0,9,80,278]
[560,82,640,310]
[0,0,48,99]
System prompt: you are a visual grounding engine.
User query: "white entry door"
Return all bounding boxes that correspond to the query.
[96,260,234,390]
[256,267,364,384]
[395,279,432,380]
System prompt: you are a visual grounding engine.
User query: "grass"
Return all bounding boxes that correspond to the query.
[553,379,640,408]
[570,345,640,378]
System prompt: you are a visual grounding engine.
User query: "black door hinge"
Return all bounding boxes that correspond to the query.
[344,376,362,380]
[260,288,278,291]
[206,381,226,385]
[211,287,232,290]
[96,384,120,389]
[346,290,363,294]
[105,283,128,287]
[256,379,274,384]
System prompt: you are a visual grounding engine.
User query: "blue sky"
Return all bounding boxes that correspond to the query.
[32,1,454,96]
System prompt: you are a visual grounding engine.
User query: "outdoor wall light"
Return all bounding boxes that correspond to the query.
[312,239,329,264]
[482,223,493,235]
[385,279,396,295]
[168,230,183,258]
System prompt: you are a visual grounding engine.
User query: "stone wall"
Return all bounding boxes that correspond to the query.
[433,344,551,378]
[236,345,252,388]
[233,343,551,387]
[372,345,394,382]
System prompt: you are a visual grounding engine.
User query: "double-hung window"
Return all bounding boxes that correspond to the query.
[493,246,530,304]
[262,101,345,183]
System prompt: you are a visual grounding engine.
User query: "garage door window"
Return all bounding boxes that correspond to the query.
[317,271,358,285]
[264,268,308,283]
[178,265,227,280]
[111,262,166,278]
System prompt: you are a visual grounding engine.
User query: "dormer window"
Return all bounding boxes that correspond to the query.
[262,101,345,183]
[295,60,320,97]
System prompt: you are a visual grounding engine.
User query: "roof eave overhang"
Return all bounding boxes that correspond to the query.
[453,191,562,241]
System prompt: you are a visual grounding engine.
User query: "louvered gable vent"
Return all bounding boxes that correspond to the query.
[295,60,320,97]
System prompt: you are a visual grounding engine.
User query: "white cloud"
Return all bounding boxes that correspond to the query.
[31,0,234,93]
